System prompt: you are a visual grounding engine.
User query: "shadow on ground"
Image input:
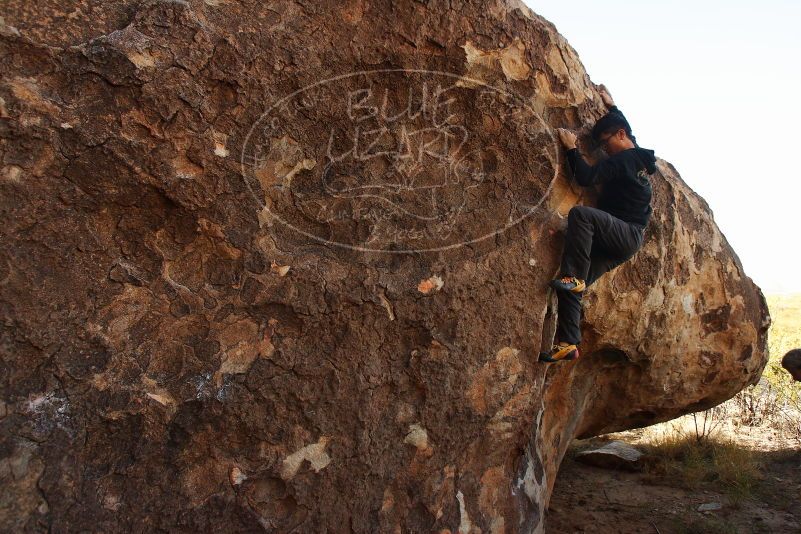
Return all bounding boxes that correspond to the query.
[546,439,801,534]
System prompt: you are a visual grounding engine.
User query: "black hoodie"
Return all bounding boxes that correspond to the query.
[565,107,657,227]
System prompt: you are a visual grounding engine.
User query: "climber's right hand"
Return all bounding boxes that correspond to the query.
[598,84,615,108]
[557,128,577,150]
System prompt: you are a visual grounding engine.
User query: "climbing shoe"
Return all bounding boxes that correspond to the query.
[549,276,585,293]
[539,343,580,363]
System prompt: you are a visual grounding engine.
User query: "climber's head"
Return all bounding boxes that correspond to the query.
[592,110,636,155]
[781,349,801,382]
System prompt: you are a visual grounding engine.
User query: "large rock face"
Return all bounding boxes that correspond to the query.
[0,1,769,532]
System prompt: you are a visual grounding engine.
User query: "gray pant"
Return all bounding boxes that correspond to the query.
[556,206,645,345]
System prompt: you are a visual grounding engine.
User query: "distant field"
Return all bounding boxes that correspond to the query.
[752,294,800,440]
[765,293,801,376]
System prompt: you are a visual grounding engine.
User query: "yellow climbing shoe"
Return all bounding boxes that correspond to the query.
[539,343,580,363]
[549,276,586,293]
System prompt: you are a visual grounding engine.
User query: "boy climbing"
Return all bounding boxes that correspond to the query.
[540,85,657,363]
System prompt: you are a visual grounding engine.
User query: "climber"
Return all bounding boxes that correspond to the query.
[781,349,801,382]
[539,85,657,363]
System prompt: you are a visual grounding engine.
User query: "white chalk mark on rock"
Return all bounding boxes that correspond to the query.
[229,466,247,486]
[213,131,230,157]
[417,274,444,294]
[270,260,290,276]
[280,436,331,480]
[403,423,428,450]
[456,490,472,534]
[378,290,395,320]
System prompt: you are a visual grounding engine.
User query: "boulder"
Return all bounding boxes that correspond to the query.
[697,502,723,513]
[575,441,644,471]
[0,0,768,532]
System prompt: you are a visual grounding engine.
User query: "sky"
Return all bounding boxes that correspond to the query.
[526,0,801,294]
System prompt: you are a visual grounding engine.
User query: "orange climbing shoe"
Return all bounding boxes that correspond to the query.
[549,276,586,293]
[539,342,580,363]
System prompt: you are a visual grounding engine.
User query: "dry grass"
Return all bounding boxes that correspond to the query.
[730,293,801,441]
[642,429,761,505]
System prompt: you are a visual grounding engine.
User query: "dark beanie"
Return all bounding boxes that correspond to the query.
[591,108,636,146]
[783,349,801,370]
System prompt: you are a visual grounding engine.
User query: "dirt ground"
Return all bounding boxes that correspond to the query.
[546,433,801,534]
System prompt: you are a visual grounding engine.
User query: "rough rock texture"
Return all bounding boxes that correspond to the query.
[0,1,769,532]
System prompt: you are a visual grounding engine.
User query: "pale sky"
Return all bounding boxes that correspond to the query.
[527,0,801,294]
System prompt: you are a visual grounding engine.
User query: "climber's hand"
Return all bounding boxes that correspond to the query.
[557,128,577,149]
[598,84,615,107]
